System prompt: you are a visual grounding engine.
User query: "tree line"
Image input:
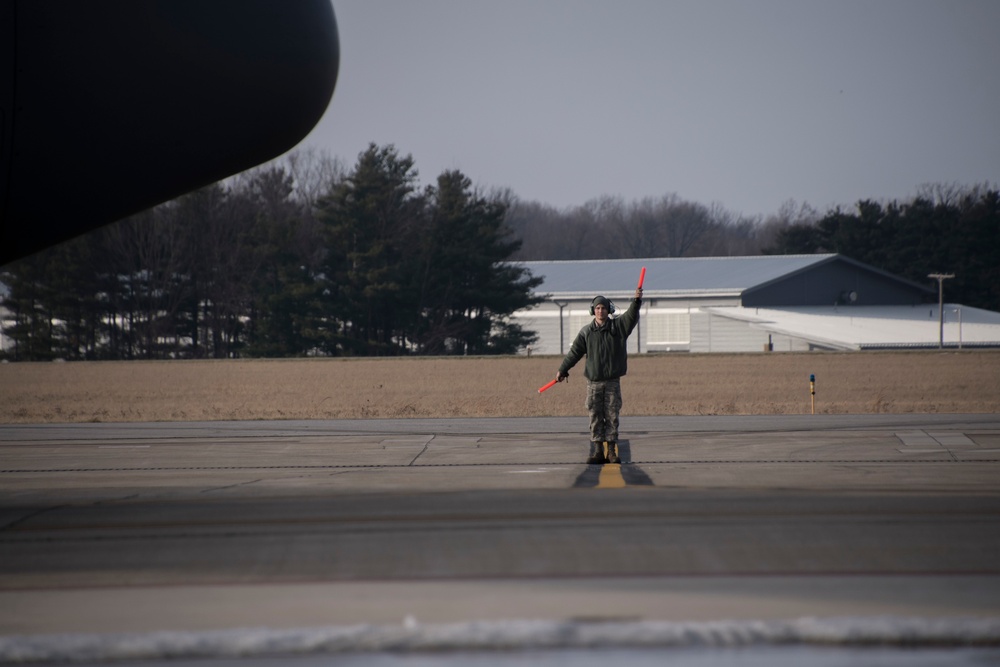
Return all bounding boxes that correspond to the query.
[1,144,542,361]
[763,184,999,312]
[505,195,815,261]
[1,139,996,361]
[506,185,999,312]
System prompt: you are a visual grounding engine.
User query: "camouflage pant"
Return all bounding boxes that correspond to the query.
[586,378,622,443]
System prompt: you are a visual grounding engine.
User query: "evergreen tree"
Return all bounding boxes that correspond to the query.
[766,188,1000,311]
[243,167,327,356]
[316,144,424,354]
[416,170,542,354]
[45,234,106,360]
[0,252,60,360]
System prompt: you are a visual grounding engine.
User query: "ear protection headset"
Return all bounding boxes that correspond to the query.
[589,295,616,315]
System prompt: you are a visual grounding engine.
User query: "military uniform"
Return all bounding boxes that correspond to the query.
[557,294,641,463]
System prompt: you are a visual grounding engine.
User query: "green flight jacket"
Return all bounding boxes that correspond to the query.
[558,297,641,381]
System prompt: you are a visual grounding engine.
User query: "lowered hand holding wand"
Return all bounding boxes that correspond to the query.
[537,379,558,393]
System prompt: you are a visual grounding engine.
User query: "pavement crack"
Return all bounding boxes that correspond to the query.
[408,439,431,466]
[95,494,140,505]
[0,504,68,531]
[199,479,263,494]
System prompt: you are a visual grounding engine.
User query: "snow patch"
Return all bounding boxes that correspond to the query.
[1,616,998,663]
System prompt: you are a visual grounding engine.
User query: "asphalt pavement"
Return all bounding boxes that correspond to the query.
[1,414,998,661]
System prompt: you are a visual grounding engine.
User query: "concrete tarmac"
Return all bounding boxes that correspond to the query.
[1,414,999,638]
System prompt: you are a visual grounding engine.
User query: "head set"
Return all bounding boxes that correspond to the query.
[590,295,616,315]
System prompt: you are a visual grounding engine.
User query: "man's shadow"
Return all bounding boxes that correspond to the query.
[574,440,654,487]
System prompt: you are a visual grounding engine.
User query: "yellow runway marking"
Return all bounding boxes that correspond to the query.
[597,463,626,488]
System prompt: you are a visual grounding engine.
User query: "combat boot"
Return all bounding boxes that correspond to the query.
[607,441,620,464]
[587,441,606,464]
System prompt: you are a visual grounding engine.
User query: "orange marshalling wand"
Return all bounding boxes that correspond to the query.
[538,379,558,393]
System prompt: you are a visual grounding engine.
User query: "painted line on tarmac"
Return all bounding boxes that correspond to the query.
[573,463,656,489]
[573,442,655,488]
[598,463,626,488]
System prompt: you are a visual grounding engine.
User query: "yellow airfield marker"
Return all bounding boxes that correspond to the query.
[597,464,626,488]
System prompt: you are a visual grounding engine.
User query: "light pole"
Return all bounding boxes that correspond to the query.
[927,273,954,349]
[952,307,963,349]
[553,300,568,355]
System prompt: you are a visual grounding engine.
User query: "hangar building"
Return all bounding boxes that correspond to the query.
[511,254,1000,354]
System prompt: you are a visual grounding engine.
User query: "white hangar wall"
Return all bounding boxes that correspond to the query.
[515,300,847,357]
[689,309,814,353]
[514,296,818,356]
[508,256,1000,355]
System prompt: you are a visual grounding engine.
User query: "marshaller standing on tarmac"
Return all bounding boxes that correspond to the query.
[555,284,643,464]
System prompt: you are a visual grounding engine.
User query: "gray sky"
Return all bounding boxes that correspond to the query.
[299,0,1000,218]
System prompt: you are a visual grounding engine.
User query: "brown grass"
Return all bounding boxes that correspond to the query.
[1,351,998,424]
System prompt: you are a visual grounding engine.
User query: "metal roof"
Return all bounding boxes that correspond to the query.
[518,254,838,298]
[704,304,1000,350]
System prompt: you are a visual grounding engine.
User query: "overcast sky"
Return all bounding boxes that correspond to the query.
[299,0,999,219]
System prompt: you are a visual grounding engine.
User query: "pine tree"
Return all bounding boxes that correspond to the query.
[316,144,423,354]
[0,252,60,360]
[416,170,542,354]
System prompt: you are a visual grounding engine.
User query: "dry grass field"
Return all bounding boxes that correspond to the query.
[1,351,998,424]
